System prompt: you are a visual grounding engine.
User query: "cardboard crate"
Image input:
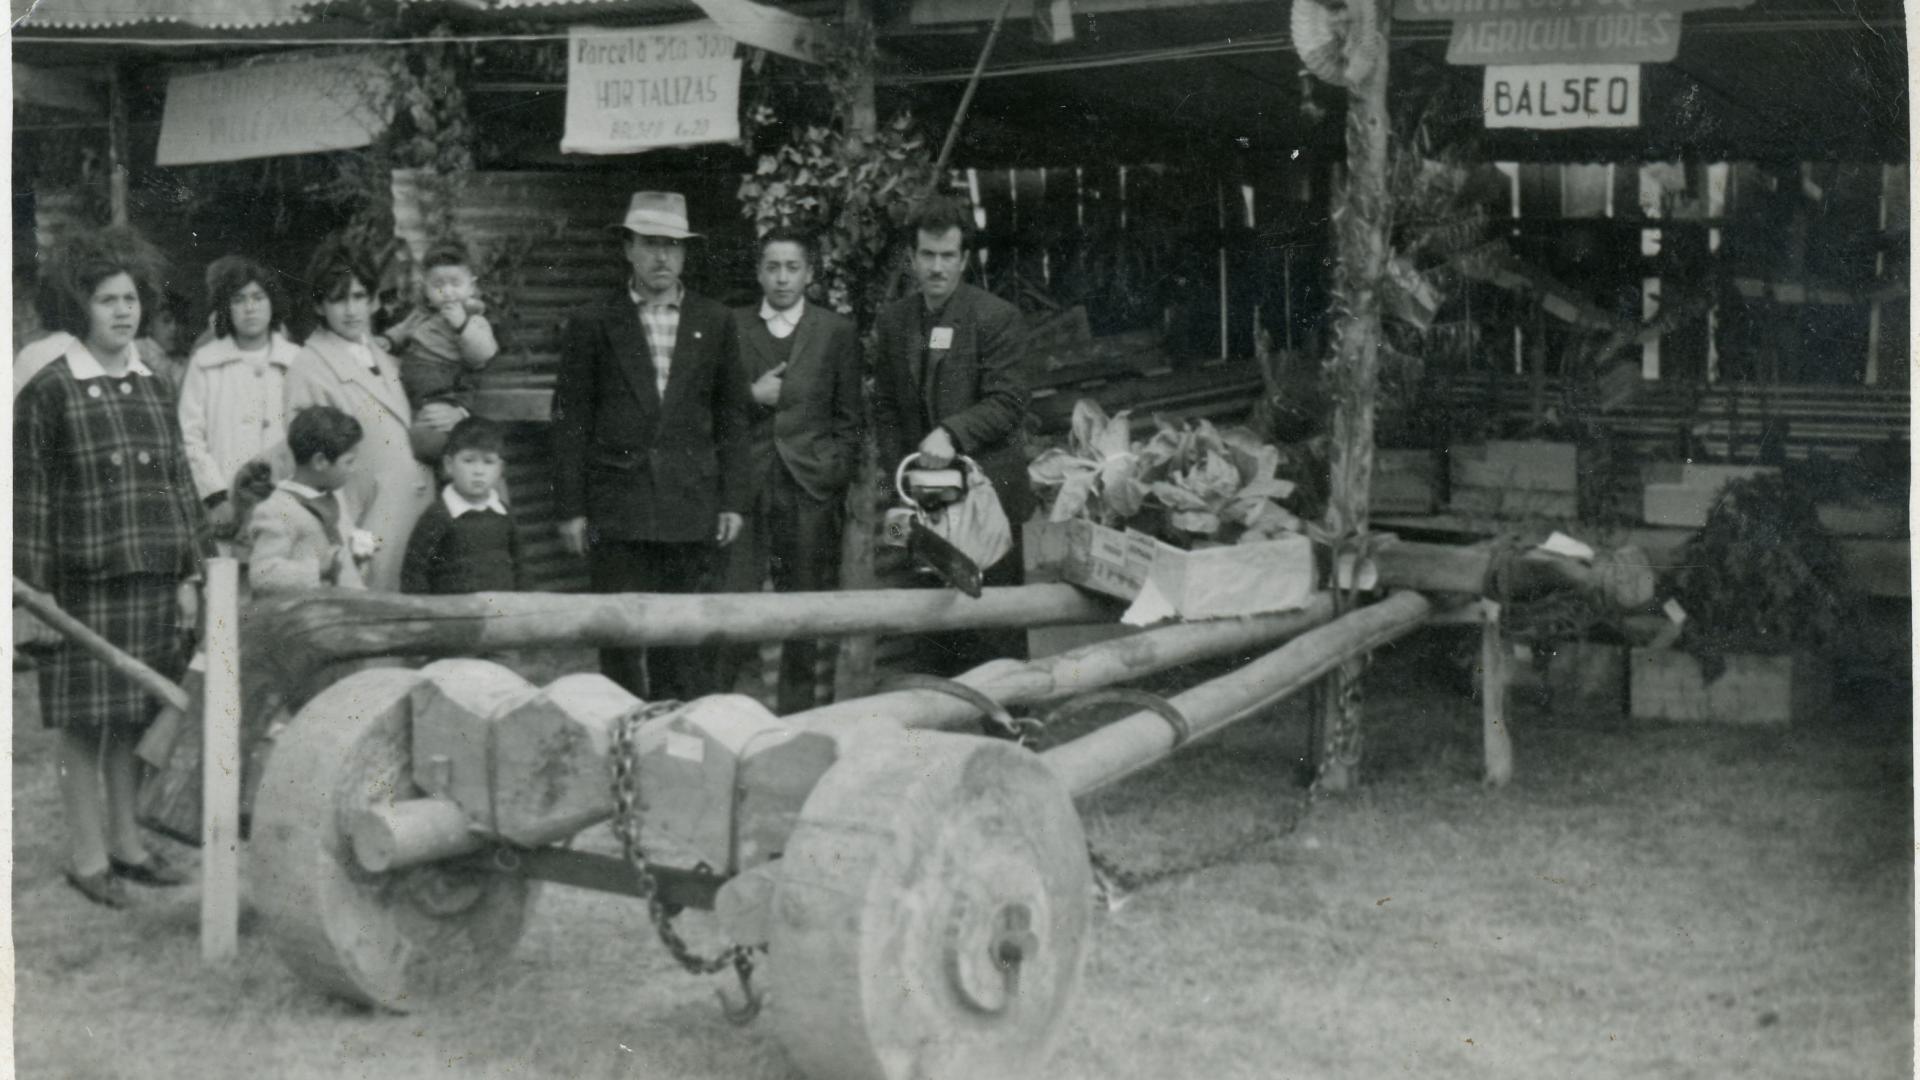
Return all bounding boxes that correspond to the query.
[1372,449,1440,515]
[1639,464,1779,528]
[1628,648,1830,725]
[1024,519,1315,621]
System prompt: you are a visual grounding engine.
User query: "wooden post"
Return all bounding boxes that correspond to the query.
[106,64,130,226]
[1311,0,1393,794]
[833,0,881,702]
[200,557,241,963]
[1480,601,1514,787]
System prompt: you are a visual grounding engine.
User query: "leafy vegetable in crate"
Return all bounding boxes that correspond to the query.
[1029,401,1303,545]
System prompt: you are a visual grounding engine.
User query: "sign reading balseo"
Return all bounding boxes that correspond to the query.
[1483,63,1641,128]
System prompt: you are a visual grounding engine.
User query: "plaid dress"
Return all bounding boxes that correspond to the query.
[15,347,210,731]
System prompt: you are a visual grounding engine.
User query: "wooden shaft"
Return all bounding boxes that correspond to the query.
[1044,591,1433,798]
[13,577,191,713]
[351,798,481,873]
[200,558,241,962]
[247,584,1110,674]
[934,0,1019,172]
[792,594,1338,735]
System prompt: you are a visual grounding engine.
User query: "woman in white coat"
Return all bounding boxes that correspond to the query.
[285,241,452,592]
[178,256,301,540]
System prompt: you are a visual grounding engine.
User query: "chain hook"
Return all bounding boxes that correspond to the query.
[716,953,764,1026]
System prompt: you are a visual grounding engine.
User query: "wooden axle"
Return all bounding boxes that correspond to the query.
[350,799,477,873]
[1044,590,1437,798]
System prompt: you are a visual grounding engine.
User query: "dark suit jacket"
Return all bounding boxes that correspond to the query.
[872,281,1032,522]
[552,288,752,544]
[732,303,863,504]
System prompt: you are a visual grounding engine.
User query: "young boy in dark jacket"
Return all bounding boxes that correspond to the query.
[400,416,527,594]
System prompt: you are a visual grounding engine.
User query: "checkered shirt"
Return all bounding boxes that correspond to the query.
[14,347,211,589]
[635,283,683,398]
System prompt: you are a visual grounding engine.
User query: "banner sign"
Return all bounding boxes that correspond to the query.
[156,54,388,166]
[689,0,836,64]
[1483,64,1641,128]
[1392,0,1753,65]
[1449,10,1676,64]
[562,23,742,155]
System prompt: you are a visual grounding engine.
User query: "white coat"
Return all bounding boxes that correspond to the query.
[177,332,301,500]
[284,328,435,592]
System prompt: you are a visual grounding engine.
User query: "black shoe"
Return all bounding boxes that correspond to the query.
[65,869,133,909]
[109,851,191,887]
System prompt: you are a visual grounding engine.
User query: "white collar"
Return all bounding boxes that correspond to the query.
[192,333,295,370]
[443,484,508,518]
[62,339,153,381]
[760,297,805,328]
[277,479,330,501]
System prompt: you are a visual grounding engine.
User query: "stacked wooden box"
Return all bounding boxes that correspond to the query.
[1629,649,1830,725]
[1449,441,1579,520]
[1371,449,1441,515]
[1639,463,1777,528]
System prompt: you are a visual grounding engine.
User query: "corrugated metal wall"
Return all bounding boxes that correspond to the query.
[391,168,759,590]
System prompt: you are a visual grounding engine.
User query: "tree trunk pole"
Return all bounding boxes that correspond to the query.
[1312,0,1394,794]
[106,63,130,226]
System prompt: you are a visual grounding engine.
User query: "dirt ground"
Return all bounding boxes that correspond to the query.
[11,635,1913,1080]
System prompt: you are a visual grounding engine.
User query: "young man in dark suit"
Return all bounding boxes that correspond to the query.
[551,191,752,700]
[715,226,863,712]
[872,195,1033,666]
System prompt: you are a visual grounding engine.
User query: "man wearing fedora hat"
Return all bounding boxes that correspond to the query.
[552,191,752,700]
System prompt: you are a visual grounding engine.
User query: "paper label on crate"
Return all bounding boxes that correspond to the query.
[1536,531,1596,563]
[664,732,706,763]
[1662,598,1688,625]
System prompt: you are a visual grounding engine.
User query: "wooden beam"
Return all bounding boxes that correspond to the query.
[795,594,1339,735]
[1045,591,1433,798]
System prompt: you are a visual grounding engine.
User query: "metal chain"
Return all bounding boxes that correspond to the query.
[608,701,764,1021]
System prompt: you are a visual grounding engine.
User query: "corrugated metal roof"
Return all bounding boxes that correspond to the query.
[14,0,319,28]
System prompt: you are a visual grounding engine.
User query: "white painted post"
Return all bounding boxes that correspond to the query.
[201,557,241,962]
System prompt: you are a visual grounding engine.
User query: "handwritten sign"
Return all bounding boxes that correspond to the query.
[156,54,387,166]
[1483,64,1641,128]
[562,23,742,155]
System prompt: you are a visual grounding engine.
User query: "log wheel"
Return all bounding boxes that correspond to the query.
[767,731,1092,1080]
[250,666,536,1010]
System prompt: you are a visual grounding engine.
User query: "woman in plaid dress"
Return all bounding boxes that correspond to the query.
[15,228,210,908]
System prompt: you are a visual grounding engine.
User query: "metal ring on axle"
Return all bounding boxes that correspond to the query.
[876,673,1025,741]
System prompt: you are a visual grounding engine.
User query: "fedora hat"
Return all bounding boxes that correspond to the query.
[610,191,701,239]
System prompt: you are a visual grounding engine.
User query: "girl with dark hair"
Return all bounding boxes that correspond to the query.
[14,226,210,908]
[177,256,301,539]
[283,239,438,591]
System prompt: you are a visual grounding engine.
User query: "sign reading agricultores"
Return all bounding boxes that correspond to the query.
[1393,0,1753,66]
[156,54,389,166]
[563,22,742,155]
[1483,64,1641,128]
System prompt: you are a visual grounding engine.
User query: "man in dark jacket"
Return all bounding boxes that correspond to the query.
[715,226,863,712]
[552,191,752,700]
[872,195,1032,667]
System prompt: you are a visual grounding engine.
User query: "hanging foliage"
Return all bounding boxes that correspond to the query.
[736,36,942,326]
